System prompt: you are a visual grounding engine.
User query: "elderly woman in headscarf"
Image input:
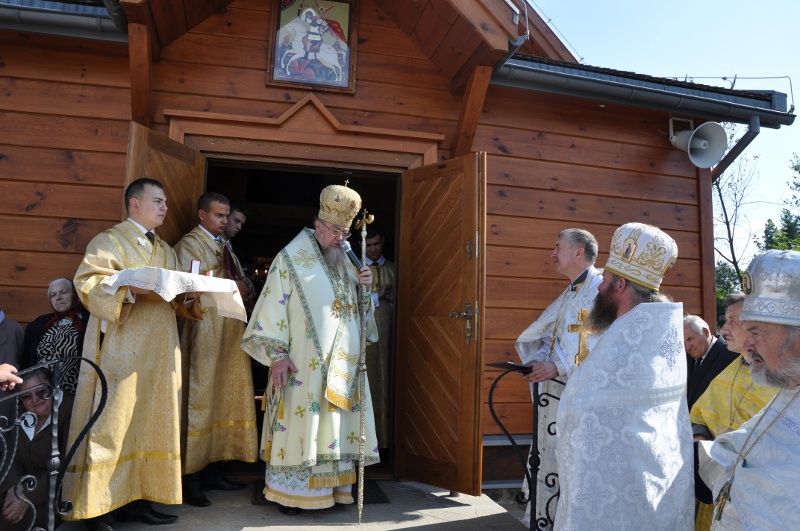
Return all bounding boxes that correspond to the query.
[22,278,88,395]
[1,367,74,530]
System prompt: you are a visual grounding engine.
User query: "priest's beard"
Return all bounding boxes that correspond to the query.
[321,245,347,273]
[589,284,619,333]
[750,332,800,388]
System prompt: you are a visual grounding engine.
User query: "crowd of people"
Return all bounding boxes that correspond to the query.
[519,224,800,530]
[0,179,382,530]
[2,177,799,531]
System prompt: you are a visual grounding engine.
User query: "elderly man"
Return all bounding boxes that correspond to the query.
[241,183,379,515]
[690,293,777,440]
[174,192,258,507]
[554,222,693,530]
[515,228,602,528]
[689,293,778,530]
[698,250,800,529]
[684,314,738,409]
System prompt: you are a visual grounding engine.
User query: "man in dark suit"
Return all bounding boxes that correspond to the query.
[683,314,738,409]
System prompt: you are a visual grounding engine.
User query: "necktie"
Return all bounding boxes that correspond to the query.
[145,231,155,244]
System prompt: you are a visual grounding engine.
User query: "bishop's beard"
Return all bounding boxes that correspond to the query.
[321,244,347,272]
[589,286,619,333]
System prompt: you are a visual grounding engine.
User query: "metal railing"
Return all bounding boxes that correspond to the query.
[487,369,565,531]
[0,357,106,531]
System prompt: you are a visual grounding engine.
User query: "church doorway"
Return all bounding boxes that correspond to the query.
[205,159,400,478]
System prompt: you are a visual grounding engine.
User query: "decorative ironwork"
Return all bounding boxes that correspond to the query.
[0,357,107,531]
[487,369,564,531]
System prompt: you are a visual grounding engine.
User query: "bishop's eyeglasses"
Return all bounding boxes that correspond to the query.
[320,220,351,239]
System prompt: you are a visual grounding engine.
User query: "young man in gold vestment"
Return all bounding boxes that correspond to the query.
[64,178,200,531]
[174,192,258,507]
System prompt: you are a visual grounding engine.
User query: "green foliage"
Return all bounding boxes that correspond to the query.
[755,155,800,252]
[714,260,741,328]
[755,211,800,251]
[788,154,800,209]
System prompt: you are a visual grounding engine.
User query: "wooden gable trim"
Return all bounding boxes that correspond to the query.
[452,66,492,157]
[122,0,162,61]
[521,8,576,62]
[163,93,444,169]
[128,23,153,127]
[448,1,513,51]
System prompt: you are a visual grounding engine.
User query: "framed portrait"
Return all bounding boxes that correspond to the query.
[268,0,357,93]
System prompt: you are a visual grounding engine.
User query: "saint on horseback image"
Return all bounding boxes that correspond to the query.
[273,1,350,87]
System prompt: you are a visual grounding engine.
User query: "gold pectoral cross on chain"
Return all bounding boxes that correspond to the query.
[568,308,592,365]
[714,479,732,521]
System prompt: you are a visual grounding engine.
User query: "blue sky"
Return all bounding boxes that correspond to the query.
[528,0,798,261]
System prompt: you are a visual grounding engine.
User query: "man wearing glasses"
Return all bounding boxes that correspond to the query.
[242,183,379,516]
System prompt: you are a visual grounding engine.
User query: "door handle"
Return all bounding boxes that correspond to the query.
[449,301,473,344]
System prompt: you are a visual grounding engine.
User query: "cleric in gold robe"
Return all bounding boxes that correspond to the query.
[363,225,396,449]
[241,184,379,514]
[64,178,196,527]
[174,192,258,506]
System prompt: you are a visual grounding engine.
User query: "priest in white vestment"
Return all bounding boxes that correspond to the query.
[515,228,602,529]
[241,184,379,515]
[698,250,800,530]
[555,222,693,530]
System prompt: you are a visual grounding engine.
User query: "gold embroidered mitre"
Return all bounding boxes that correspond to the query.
[318,184,362,227]
[742,250,800,326]
[604,222,678,292]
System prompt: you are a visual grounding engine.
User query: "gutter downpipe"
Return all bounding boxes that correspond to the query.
[0,5,126,42]
[494,35,528,73]
[103,0,128,33]
[711,115,760,182]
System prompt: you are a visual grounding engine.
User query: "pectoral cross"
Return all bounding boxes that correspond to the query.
[714,479,732,521]
[568,308,592,365]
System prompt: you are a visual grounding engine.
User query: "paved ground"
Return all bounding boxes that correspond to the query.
[57,481,527,530]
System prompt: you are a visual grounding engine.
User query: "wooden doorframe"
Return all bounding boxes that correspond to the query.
[163,93,443,173]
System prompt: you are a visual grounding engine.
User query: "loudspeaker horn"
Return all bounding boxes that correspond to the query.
[669,120,727,169]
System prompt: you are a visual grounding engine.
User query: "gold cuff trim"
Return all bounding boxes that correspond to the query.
[309,471,356,489]
[333,491,355,504]
[265,488,335,510]
[325,388,353,411]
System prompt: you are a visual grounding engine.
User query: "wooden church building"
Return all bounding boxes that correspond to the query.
[0,0,794,493]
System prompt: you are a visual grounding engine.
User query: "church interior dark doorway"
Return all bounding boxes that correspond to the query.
[205,159,399,479]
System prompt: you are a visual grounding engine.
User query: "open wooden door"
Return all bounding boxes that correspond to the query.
[394,153,486,495]
[123,121,206,246]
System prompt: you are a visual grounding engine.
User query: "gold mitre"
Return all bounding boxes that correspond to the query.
[604,222,678,292]
[318,183,362,227]
[741,250,800,326]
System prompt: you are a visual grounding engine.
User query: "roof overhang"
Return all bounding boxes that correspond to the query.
[492,56,795,129]
[0,0,126,41]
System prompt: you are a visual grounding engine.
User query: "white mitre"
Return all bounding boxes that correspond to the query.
[741,249,800,326]
[603,222,678,291]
